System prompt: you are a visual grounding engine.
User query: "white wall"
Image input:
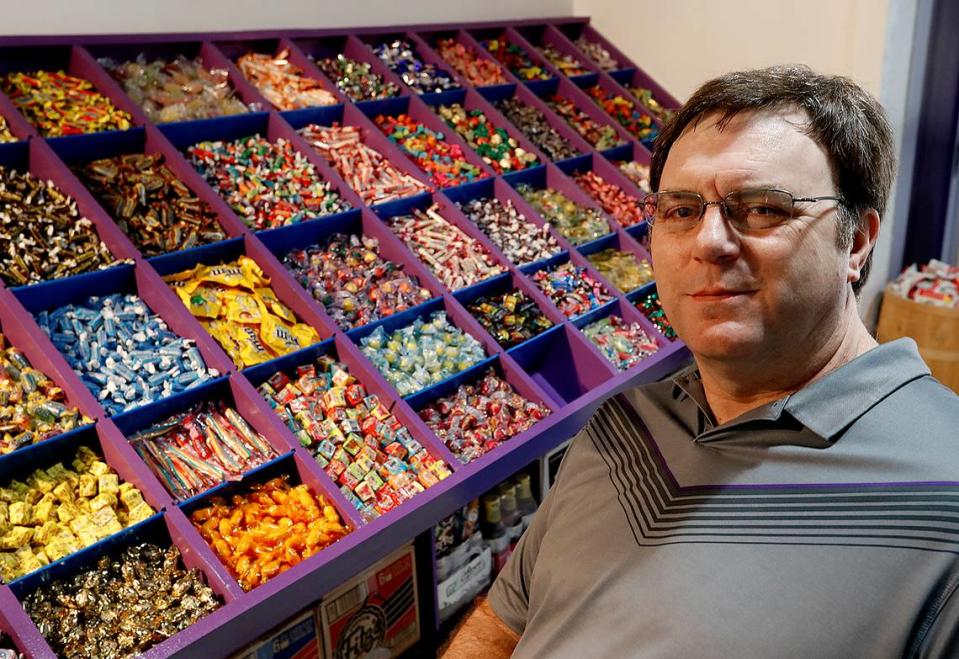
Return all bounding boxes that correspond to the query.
[0,0,573,35]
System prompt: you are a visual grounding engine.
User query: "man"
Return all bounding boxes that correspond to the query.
[442,65,959,658]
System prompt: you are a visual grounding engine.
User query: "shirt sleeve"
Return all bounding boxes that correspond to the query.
[486,421,584,635]
[914,580,959,658]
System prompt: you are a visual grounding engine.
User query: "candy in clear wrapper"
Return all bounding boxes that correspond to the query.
[315,54,401,101]
[637,291,677,340]
[457,196,561,266]
[587,247,653,293]
[532,262,613,318]
[574,37,620,71]
[517,184,610,246]
[438,103,538,174]
[436,38,507,86]
[236,49,338,110]
[573,170,645,227]
[482,38,550,81]
[546,94,623,151]
[376,113,488,188]
[466,290,554,349]
[582,315,659,371]
[494,97,579,161]
[372,39,459,94]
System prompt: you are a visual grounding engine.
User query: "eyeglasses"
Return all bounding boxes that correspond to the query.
[642,188,845,232]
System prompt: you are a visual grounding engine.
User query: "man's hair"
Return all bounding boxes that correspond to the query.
[650,64,896,293]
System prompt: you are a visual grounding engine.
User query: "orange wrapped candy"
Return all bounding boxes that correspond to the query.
[190,475,348,591]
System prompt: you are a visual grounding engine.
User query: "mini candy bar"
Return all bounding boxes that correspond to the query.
[0,70,133,137]
[435,38,507,87]
[23,543,219,658]
[888,259,959,308]
[0,166,118,286]
[0,445,155,582]
[164,255,320,368]
[298,123,430,206]
[637,291,677,340]
[573,170,645,227]
[618,160,652,193]
[188,134,350,231]
[236,49,338,110]
[418,369,550,463]
[584,85,659,148]
[35,293,218,415]
[359,310,487,397]
[517,184,610,245]
[531,262,612,318]
[629,86,675,123]
[494,97,579,161]
[545,95,623,151]
[437,103,538,174]
[0,115,17,143]
[586,247,653,293]
[387,203,505,290]
[315,54,401,101]
[74,153,227,257]
[481,38,550,81]
[102,54,249,123]
[375,113,488,188]
[0,334,91,454]
[456,196,562,266]
[465,290,554,349]
[372,39,459,94]
[574,37,620,71]
[282,232,432,330]
[130,399,277,500]
[190,474,348,591]
[538,44,590,77]
[582,315,659,371]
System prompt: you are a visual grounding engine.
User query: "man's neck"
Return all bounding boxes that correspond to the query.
[697,308,878,426]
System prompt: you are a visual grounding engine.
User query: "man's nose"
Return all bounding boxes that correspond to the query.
[693,204,741,262]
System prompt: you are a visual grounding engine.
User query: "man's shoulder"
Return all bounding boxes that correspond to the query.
[877,373,959,439]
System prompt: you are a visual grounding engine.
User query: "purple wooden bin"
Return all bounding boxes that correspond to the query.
[0,19,690,659]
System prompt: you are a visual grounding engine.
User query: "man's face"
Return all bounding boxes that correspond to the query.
[651,109,851,366]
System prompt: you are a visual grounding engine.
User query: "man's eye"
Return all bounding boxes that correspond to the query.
[664,205,698,220]
[747,204,788,217]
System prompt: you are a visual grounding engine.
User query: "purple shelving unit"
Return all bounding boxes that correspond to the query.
[0,17,687,658]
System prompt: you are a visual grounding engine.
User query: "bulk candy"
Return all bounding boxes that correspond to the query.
[36,293,218,415]
[23,542,219,658]
[0,632,18,659]
[437,103,538,174]
[130,399,277,501]
[282,232,432,330]
[0,71,132,137]
[456,196,562,266]
[584,85,659,148]
[0,445,155,582]
[164,256,320,368]
[236,49,338,110]
[637,291,677,340]
[388,204,505,290]
[546,95,623,150]
[481,38,550,81]
[574,37,620,71]
[465,290,553,349]
[532,262,612,318]
[316,55,400,101]
[573,170,645,227]
[359,311,487,396]
[582,315,659,370]
[375,113,488,188]
[888,259,959,308]
[372,40,459,94]
[494,97,579,161]
[586,247,653,292]
[102,54,249,123]
[418,369,550,463]
[298,123,429,205]
[517,184,610,245]
[435,38,507,87]
[257,355,452,520]
[618,160,652,193]
[190,475,347,590]
[0,115,16,143]
[188,134,350,230]
[0,334,91,455]
[74,153,226,257]
[629,86,675,123]
[0,166,117,286]
[538,44,590,77]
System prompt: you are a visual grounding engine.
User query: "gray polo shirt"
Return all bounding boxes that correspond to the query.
[489,338,959,658]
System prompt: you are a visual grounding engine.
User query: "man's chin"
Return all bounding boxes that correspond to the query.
[679,324,763,361]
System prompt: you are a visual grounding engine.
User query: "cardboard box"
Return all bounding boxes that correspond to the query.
[437,545,492,623]
[232,609,322,659]
[319,545,419,659]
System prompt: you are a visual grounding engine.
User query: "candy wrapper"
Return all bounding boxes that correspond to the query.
[888,260,959,308]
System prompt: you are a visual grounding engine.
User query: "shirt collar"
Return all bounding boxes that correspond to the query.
[669,338,930,443]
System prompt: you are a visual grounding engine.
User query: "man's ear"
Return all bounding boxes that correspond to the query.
[848,208,880,283]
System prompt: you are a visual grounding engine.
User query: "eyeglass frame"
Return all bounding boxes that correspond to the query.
[642,188,847,231]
